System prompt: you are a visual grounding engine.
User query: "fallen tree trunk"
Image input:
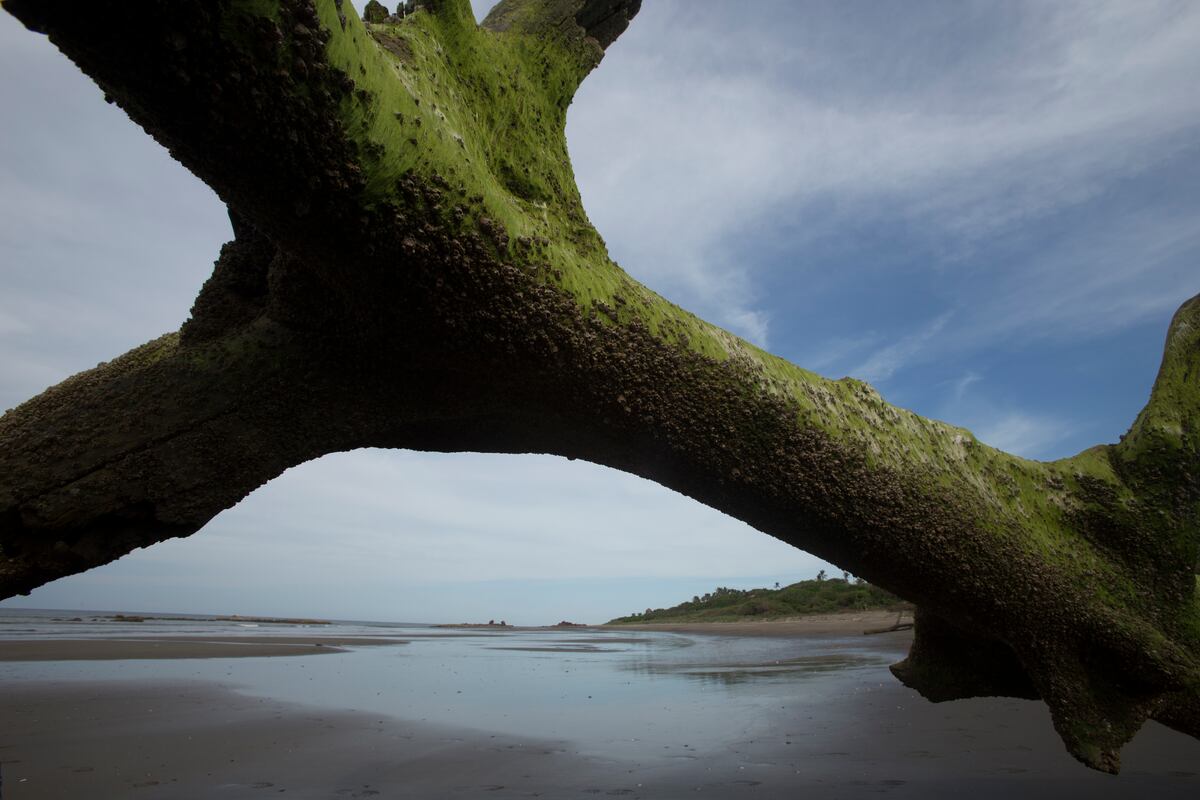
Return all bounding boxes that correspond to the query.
[1,0,1196,772]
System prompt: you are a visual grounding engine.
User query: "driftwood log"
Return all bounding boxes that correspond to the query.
[1,0,1196,773]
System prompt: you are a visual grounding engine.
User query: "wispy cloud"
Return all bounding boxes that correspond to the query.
[850,312,952,384]
[935,371,1077,461]
[10,449,836,620]
[570,0,1200,351]
[973,413,1074,461]
[970,209,1200,344]
[799,333,880,376]
[208,450,824,584]
[950,372,982,402]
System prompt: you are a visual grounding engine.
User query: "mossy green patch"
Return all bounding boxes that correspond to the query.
[309,3,861,369]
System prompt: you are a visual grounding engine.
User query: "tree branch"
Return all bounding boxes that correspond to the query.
[482,0,641,49]
[1,0,1196,773]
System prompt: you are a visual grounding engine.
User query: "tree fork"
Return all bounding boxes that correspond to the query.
[1,0,1197,772]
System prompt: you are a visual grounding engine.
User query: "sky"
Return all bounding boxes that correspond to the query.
[1,1,1198,624]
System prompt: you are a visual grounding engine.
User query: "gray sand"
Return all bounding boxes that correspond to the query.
[1,629,1197,798]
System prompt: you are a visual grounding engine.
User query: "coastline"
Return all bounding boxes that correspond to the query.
[607,609,911,637]
[0,610,912,661]
[0,635,407,661]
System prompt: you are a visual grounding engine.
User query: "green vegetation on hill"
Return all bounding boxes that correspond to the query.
[607,577,903,624]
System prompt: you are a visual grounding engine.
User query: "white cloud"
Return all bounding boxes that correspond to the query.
[934,370,1076,461]
[570,0,1200,357]
[798,333,881,377]
[191,450,826,584]
[1007,211,1199,334]
[950,372,982,403]
[849,312,952,384]
[7,450,836,621]
[972,413,1074,461]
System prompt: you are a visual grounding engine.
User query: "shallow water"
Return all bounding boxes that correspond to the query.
[0,608,906,765]
[4,608,1199,797]
[0,606,413,639]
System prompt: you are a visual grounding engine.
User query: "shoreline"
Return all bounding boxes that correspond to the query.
[0,610,910,661]
[0,635,408,661]
[606,609,911,637]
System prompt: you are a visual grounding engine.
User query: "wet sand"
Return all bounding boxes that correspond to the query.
[0,636,407,661]
[1,628,1197,798]
[0,680,595,799]
[3,664,1198,798]
[612,609,911,637]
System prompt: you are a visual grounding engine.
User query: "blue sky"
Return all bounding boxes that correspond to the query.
[1,1,1198,623]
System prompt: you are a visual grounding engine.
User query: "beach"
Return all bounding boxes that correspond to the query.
[0,636,407,661]
[610,609,912,637]
[1,680,598,798]
[1,611,1198,798]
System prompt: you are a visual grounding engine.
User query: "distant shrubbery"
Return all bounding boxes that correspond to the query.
[608,578,901,624]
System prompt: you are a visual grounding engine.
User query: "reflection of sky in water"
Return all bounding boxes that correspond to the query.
[629,652,889,687]
[0,615,912,763]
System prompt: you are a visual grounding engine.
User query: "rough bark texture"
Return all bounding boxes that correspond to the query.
[1,0,1197,773]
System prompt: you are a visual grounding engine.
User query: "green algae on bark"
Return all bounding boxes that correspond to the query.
[0,0,1197,774]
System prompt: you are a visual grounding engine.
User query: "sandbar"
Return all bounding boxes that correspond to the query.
[0,635,407,661]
